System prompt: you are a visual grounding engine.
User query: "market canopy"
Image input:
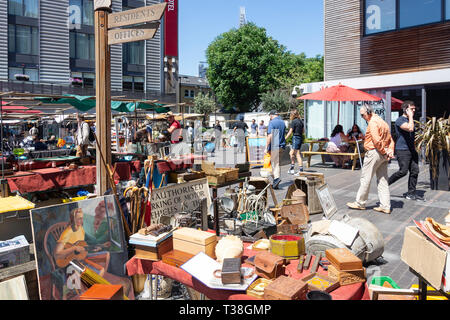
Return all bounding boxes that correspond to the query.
[34,94,171,113]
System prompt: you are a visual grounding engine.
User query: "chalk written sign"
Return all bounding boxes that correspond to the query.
[150,178,211,225]
[108,23,160,45]
[108,3,167,29]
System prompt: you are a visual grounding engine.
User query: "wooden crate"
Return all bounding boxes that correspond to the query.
[206,174,226,185]
[216,168,239,181]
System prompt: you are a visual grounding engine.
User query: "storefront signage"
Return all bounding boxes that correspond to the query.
[164,0,178,57]
[108,3,167,29]
[150,178,211,224]
[108,23,160,45]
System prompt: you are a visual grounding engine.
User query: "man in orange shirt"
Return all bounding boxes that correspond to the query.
[347,104,395,214]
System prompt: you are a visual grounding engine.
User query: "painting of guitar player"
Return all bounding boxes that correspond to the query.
[30,195,134,300]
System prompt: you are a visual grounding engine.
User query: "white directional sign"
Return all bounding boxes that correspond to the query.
[108,23,160,45]
[108,3,167,29]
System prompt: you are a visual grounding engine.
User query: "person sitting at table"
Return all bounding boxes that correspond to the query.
[34,135,48,151]
[326,125,351,168]
[347,124,364,141]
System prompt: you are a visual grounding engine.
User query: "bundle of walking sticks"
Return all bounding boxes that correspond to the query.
[123,186,150,234]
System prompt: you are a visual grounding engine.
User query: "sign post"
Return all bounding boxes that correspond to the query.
[94,2,166,195]
[95,3,112,195]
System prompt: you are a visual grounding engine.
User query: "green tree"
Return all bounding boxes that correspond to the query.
[260,88,302,116]
[193,92,216,123]
[206,23,290,112]
[281,54,324,88]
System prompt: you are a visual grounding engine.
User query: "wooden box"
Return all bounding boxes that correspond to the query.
[325,248,363,271]
[246,278,272,299]
[206,174,226,185]
[79,284,124,300]
[263,276,308,300]
[276,224,299,234]
[280,203,309,226]
[134,237,173,261]
[327,264,366,286]
[221,258,242,284]
[218,168,239,181]
[161,250,195,268]
[172,227,217,258]
[301,272,340,292]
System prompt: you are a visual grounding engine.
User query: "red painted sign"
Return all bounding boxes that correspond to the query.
[164,0,178,57]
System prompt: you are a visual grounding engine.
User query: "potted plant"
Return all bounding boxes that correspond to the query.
[415,116,450,191]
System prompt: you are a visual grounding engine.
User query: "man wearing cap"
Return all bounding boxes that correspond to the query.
[265,110,286,189]
[166,112,182,144]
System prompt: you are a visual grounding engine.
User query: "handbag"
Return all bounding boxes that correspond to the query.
[254,251,285,280]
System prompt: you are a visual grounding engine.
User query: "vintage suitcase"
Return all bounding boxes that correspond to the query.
[263,275,308,300]
[254,251,285,280]
[173,227,217,258]
[325,247,363,271]
[79,284,124,300]
[214,258,242,285]
[161,250,195,268]
[269,234,305,260]
[134,236,173,261]
[327,264,366,286]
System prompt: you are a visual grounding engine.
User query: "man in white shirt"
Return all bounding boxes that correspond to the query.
[76,114,90,157]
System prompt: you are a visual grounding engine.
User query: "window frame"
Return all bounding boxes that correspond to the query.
[8,0,39,18]
[69,0,94,27]
[69,30,95,60]
[363,0,449,36]
[8,23,39,56]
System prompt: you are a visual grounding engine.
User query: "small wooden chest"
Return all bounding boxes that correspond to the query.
[263,276,308,300]
[173,227,217,258]
[325,248,363,271]
[221,258,242,284]
[134,236,173,261]
[161,250,195,268]
[327,264,366,286]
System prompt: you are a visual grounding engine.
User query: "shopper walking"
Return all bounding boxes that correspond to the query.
[265,110,286,189]
[75,114,90,158]
[213,120,223,151]
[285,110,304,175]
[388,101,422,200]
[233,115,248,153]
[347,105,395,214]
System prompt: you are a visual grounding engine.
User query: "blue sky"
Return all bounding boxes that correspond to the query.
[178,0,324,76]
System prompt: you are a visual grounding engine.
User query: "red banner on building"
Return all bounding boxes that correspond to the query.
[164,0,178,57]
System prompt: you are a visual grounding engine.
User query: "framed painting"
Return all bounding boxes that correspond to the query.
[30,195,134,300]
[315,184,337,220]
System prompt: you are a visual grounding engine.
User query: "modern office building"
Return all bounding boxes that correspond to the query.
[1,0,174,101]
[300,0,450,139]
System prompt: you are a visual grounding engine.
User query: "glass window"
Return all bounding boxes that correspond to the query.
[9,67,23,80]
[9,0,22,15]
[31,26,38,55]
[24,68,38,81]
[365,0,396,34]
[89,34,95,60]
[69,32,76,58]
[123,76,133,91]
[8,24,15,53]
[134,76,144,92]
[399,0,441,28]
[83,73,95,87]
[124,41,145,65]
[76,33,89,60]
[82,0,94,25]
[184,90,189,97]
[446,0,450,20]
[16,25,31,54]
[306,100,325,140]
[190,90,195,98]
[23,0,38,18]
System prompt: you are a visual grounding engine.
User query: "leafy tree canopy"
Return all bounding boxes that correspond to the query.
[206,23,291,113]
[193,92,216,115]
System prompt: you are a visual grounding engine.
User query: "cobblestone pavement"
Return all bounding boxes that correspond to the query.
[209,147,449,290]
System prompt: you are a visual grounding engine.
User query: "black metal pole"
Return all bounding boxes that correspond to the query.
[1,95,4,180]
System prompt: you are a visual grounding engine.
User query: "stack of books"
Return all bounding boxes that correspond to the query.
[129,230,174,261]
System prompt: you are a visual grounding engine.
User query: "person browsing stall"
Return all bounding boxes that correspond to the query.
[388,101,422,201]
[265,110,286,189]
[75,114,90,157]
[166,112,182,144]
[347,104,395,214]
[285,110,304,175]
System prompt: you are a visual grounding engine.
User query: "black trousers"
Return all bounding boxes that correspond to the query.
[388,149,419,194]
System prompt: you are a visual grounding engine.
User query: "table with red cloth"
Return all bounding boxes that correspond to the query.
[156,155,207,173]
[126,244,370,300]
[113,160,142,182]
[6,165,97,194]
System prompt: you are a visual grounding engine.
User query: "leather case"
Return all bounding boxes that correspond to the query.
[325,248,363,271]
[254,251,285,280]
[263,275,308,300]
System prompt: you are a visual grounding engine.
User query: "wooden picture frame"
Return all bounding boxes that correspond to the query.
[315,183,337,220]
[246,136,267,167]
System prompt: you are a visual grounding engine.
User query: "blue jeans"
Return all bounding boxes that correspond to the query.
[292,135,302,150]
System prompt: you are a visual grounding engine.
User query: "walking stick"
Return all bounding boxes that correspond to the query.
[355,137,363,168]
[94,133,132,237]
